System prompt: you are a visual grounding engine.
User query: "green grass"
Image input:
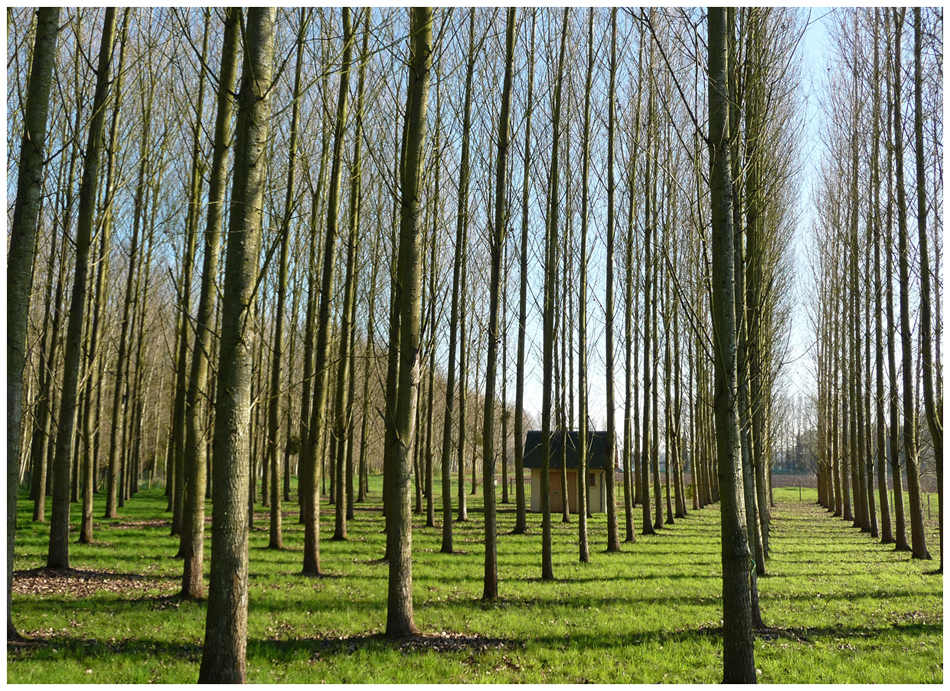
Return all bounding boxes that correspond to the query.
[8,479,942,683]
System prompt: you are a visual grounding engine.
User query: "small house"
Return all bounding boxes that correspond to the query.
[522,430,614,514]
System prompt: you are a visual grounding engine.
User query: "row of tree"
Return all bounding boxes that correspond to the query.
[810,7,942,570]
[10,7,938,683]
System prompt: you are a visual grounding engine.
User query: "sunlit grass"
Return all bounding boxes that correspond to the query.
[8,478,942,683]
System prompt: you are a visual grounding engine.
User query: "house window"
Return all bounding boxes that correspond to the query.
[589,473,596,487]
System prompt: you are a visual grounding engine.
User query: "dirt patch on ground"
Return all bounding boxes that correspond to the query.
[12,568,177,599]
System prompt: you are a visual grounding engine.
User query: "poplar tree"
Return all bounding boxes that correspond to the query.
[540,7,570,581]
[47,7,117,570]
[198,7,275,682]
[180,6,240,599]
[512,9,537,537]
[482,7,516,601]
[8,5,59,637]
[386,5,433,637]
[267,8,307,550]
[303,7,354,576]
[708,7,756,682]
[892,9,930,561]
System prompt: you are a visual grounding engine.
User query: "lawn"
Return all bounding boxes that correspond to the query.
[8,478,942,683]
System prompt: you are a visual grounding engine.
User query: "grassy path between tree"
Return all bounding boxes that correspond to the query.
[8,482,941,682]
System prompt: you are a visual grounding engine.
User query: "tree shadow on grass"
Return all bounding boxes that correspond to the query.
[754,621,942,643]
[249,629,524,660]
[8,633,202,662]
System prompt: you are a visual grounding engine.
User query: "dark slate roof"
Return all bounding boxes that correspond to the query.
[522,430,613,470]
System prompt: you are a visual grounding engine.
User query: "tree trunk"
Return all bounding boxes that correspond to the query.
[47,7,117,570]
[98,8,143,541]
[303,7,354,575]
[913,7,942,571]
[331,10,369,542]
[198,8,275,682]
[8,6,59,638]
[169,13,208,533]
[297,34,332,527]
[83,8,129,531]
[884,8,909,551]
[641,18,657,536]
[385,6,432,637]
[603,7,621,552]
[180,6,240,599]
[577,7,594,561]
[540,7,570,582]
[708,7,757,682]
[481,7,516,601]
[513,9,537,537]
[892,9,930,561]
[267,9,307,551]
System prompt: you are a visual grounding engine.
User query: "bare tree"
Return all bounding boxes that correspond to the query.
[8,5,59,638]
[198,7,276,682]
[385,5,433,637]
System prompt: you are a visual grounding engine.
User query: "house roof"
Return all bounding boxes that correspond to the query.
[522,430,613,470]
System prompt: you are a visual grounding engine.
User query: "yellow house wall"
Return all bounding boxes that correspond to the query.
[530,468,606,514]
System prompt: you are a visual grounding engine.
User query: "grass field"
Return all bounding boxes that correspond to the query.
[8,478,942,683]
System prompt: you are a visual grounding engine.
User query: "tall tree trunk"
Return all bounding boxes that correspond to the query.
[913,7,942,571]
[540,7,570,582]
[708,7,757,682]
[169,13,209,534]
[8,6,59,638]
[331,9,369,542]
[513,9,537,537]
[103,10,153,541]
[884,8,909,551]
[577,7,594,561]
[198,7,275,682]
[603,7,621,552]
[357,210,382,505]
[482,7,516,602]
[267,9,307,551]
[86,8,130,528]
[180,6,240,599]
[32,31,81,513]
[303,7,354,575]
[385,6,432,637]
[892,9,931,561]
[297,32,332,526]
[47,7,117,570]
[641,17,657,536]
[622,44,641,536]
[453,10,478,527]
